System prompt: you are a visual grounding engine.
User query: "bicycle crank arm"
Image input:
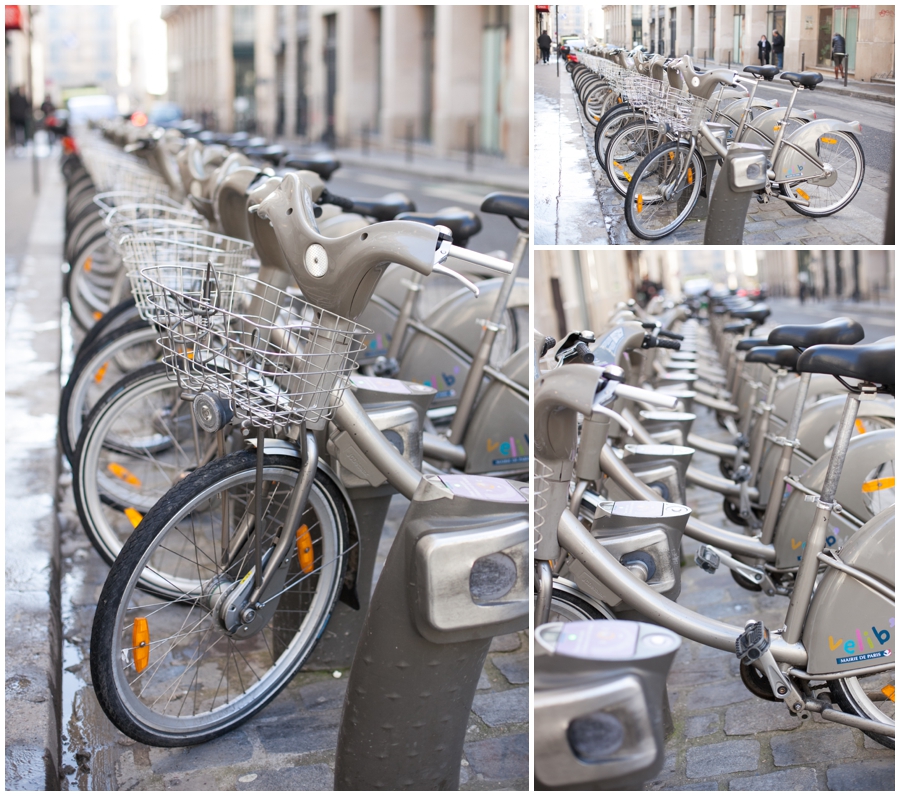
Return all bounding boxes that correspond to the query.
[695,545,778,595]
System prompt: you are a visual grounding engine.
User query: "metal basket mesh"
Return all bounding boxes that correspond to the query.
[649,85,709,135]
[533,458,554,554]
[141,264,371,428]
[121,231,257,322]
[93,191,184,215]
[106,205,208,252]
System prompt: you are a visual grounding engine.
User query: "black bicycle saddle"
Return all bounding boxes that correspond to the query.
[745,346,799,371]
[279,154,341,181]
[729,303,771,323]
[797,342,894,393]
[244,144,287,164]
[349,192,416,222]
[723,320,754,334]
[395,207,482,247]
[480,192,529,222]
[768,317,864,349]
[779,71,823,90]
[744,65,780,81]
[736,337,771,351]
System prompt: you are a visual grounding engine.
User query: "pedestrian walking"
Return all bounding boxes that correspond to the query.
[757,34,771,66]
[40,94,56,143]
[9,87,31,150]
[831,31,846,80]
[538,30,551,64]
[771,29,784,69]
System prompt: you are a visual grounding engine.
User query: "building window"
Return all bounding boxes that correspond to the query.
[766,5,785,40]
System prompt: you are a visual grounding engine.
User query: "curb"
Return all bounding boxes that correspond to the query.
[814,83,895,105]
[5,160,65,790]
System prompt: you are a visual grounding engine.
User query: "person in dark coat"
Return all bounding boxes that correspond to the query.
[771,29,785,69]
[757,35,771,66]
[9,87,31,148]
[831,32,846,79]
[538,31,551,64]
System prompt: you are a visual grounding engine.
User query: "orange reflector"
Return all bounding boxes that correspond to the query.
[93,311,103,321]
[773,125,781,132]
[94,362,109,384]
[84,256,93,273]
[108,462,142,487]
[124,507,143,528]
[296,525,314,574]
[636,194,643,212]
[687,168,693,185]
[882,684,896,702]
[797,188,810,201]
[669,151,674,160]
[862,477,895,493]
[821,137,837,145]
[132,617,150,673]
[855,419,867,434]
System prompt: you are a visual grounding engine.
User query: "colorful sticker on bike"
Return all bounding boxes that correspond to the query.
[828,622,893,665]
[790,527,840,560]
[421,366,461,399]
[783,163,804,178]
[488,432,529,466]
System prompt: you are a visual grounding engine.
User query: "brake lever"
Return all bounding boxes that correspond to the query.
[433,263,479,297]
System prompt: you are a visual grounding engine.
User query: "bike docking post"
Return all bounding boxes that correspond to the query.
[534,620,680,790]
[333,473,528,790]
[703,141,769,244]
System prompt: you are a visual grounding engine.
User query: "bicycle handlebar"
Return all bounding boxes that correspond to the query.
[614,383,680,409]
[445,245,514,275]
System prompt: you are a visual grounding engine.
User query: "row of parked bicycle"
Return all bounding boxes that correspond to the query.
[565,45,865,241]
[60,116,528,787]
[534,293,893,787]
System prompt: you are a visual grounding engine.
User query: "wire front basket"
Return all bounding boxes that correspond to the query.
[93,191,184,216]
[649,85,709,136]
[534,458,554,554]
[141,264,371,429]
[106,204,208,251]
[121,231,257,321]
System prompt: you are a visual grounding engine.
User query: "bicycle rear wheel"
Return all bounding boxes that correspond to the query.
[625,141,704,240]
[829,670,894,749]
[90,451,349,746]
[781,131,865,217]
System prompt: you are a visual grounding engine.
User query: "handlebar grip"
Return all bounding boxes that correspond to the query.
[658,330,685,341]
[541,337,557,358]
[657,337,682,350]
[574,341,594,364]
[446,245,514,275]
[318,188,355,212]
[614,383,679,409]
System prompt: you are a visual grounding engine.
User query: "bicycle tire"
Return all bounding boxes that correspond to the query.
[66,230,121,330]
[546,584,614,623]
[593,105,642,174]
[73,363,203,567]
[828,672,894,749]
[90,451,349,746]
[605,120,666,199]
[780,131,865,217]
[61,319,159,465]
[72,297,141,367]
[624,140,704,240]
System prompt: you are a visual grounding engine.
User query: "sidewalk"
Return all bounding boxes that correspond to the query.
[5,151,65,790]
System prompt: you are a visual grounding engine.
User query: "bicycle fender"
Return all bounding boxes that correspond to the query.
[802,504,894,676]
[773,120,863,183]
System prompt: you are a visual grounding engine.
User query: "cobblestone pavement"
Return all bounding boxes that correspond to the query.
[646,396,894,791]
[536,63,889,245]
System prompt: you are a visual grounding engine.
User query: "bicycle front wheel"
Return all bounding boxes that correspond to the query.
[605,121,665,198]
[781,131,865,217]
[90,451,349,746]
[625,141,704,240]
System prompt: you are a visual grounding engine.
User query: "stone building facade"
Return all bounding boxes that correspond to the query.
[162,4,528,165]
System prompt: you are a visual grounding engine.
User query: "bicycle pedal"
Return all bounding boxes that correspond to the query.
[372,356,400,378]
[732,464,752,484]
[695,545,719,574]
[734,433,749,449]
[735,620,770,664]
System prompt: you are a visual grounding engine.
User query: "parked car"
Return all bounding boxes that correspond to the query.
[148,101,183,128]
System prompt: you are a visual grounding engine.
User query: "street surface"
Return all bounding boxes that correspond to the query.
[651,297,895,790]
[534,61,893,245]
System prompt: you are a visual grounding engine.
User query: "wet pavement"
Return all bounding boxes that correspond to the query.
[535,62,890,246]
[7,146,528,790]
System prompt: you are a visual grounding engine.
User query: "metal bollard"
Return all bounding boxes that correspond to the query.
[334,473,528,790]
[703,142,769,245]
[535,620,681,790]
